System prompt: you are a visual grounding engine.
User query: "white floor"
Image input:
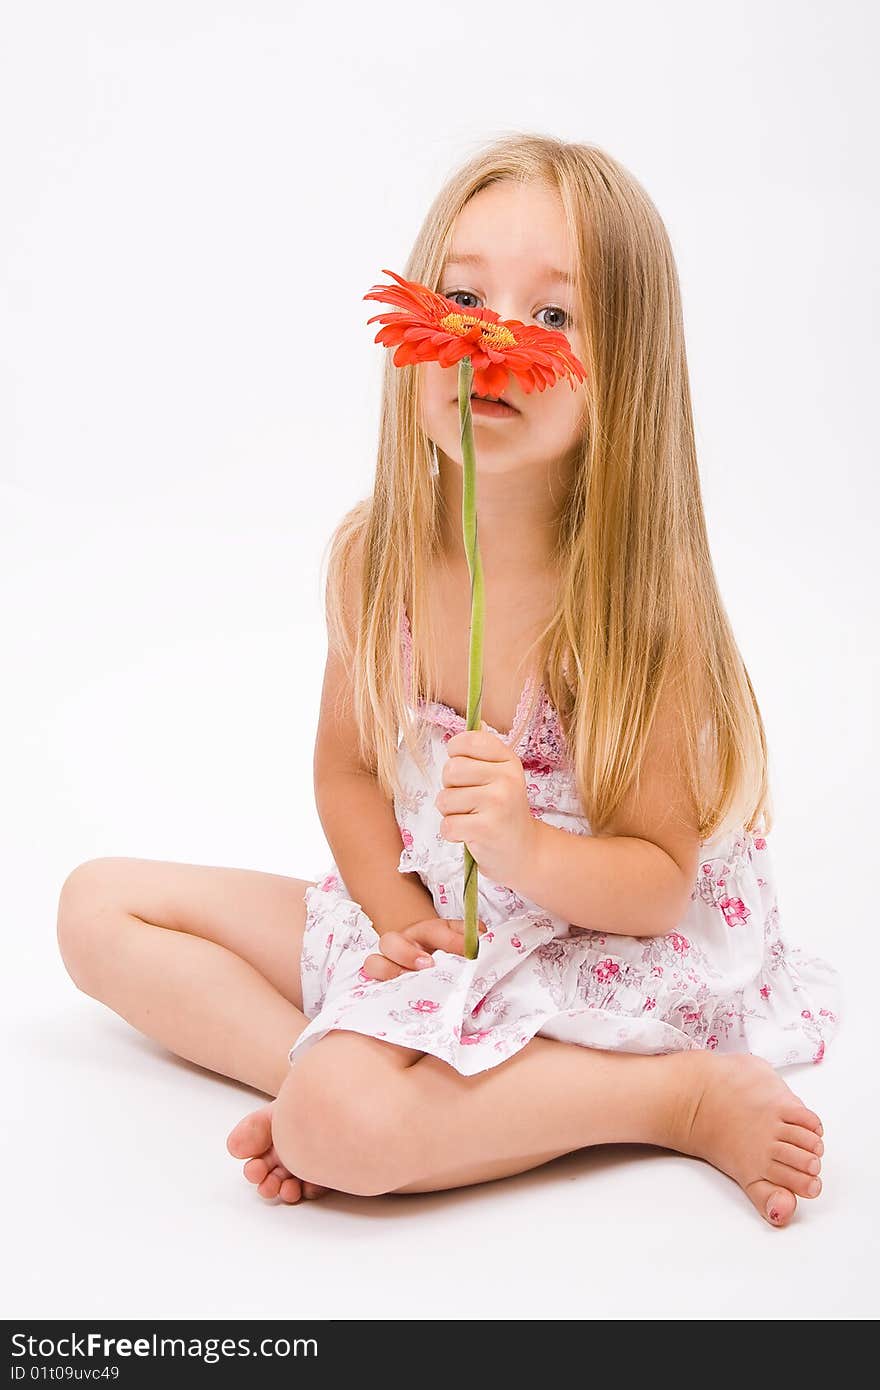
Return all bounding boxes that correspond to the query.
[5,942,875,1322]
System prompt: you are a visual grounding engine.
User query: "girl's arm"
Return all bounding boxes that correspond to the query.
[312,542,437,938]
[315,763,437,939]
[516,826,695,937]
[512,678,702,938]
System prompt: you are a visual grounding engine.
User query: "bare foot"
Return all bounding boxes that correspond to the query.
[673,1052,825,1227]
[226,1103,331,1205]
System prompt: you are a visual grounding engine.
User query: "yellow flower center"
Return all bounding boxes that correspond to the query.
[439,311,517,349]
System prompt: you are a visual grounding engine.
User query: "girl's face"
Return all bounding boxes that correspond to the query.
[419,179,588,476]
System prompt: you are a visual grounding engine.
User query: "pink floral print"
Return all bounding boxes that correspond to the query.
[288,607,843,1078]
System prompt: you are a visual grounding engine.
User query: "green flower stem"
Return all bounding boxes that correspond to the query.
[457,356,484,961]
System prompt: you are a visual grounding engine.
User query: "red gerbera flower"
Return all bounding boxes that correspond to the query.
[363,268,587,399]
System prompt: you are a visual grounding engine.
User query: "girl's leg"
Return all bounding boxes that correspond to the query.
[57,858,427,1203]
[267,1029,825,1226]
[57,856,314,1098]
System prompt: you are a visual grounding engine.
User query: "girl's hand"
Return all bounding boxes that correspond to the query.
[436,725,540,886]
[362,916,487,982]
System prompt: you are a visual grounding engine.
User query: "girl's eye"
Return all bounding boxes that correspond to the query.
[441,289,572,333]
[440,288,481,313]
[536,305,570,332]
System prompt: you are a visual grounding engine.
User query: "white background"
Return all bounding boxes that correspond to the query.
[2,0,878,1321]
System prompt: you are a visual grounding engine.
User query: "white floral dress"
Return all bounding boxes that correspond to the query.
[289,610,843,1077]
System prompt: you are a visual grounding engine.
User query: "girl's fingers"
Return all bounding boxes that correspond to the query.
[422,922,492,956]
[362,949,406,980]
[378,931,436,973]
[376,921,490,972]
[448,918,488,935]
[437,785,486,811]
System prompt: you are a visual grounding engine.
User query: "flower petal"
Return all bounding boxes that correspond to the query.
[364,269,588,391]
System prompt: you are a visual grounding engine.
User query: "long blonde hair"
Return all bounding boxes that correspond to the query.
[321,132,773,843]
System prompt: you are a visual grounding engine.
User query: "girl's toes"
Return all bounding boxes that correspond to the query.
[227,1106,273,1159]
[780,1123,824,1157]
[257,1166,286,1200]
[746,1179,797,1227]
[783,1102,823,1134]
[243,1156,270,1186]
[792,1096,824,1136]
[302,1182,329,1200]
[771,1141,822,1176]
[279,1176,304,1204]
[767,1162,822,1199]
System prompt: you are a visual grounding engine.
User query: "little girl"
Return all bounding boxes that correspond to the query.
[57,134,842,1228]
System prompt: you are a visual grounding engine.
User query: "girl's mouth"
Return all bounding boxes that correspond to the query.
[465,393,519,418]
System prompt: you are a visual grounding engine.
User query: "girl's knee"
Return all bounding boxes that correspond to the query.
[56,859,125,993]
[273,1044,415,1196]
